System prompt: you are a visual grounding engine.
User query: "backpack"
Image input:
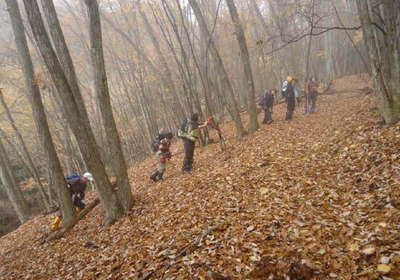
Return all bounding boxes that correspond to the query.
[177,118,189,139]
[281,80,289,97]
[151,139,160,153]
[151,132,173,153]
[66,173,81,181]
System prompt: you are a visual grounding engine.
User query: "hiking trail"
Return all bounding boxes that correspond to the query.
[1,75,399,279]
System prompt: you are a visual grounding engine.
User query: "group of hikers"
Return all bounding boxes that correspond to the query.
[259,76,319,124]
[51,75,319,230]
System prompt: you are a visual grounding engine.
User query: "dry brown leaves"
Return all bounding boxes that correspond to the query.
[0,75,399,280]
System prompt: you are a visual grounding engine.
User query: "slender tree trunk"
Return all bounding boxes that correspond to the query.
[0,138,30,223]
[188,0,246,137]
[138,5,186,119]
[40,0,92,132]
[0,91,50,211]
[5,0,75,222]
[305,0,315,81]
[225,0,259,133]
[22,0,123,225]
[83,0,134,213]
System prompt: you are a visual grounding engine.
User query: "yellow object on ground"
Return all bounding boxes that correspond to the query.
[75,207,82,213]
[50,216,62,231]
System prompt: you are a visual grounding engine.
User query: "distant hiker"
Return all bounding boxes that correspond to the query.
[305,77,319,113]
[258,90,275,124]
[150,131,173,182]
[50,172,94,231]
[178,113,211,172]
[281,76,296,120]
[293,78,301,106]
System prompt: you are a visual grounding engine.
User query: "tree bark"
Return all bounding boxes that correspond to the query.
[22,0,123,225]
[83,0,134,213]
[0,138,30,224]
[0,90,50,211]
[46,198,100,242]
[5,0,75,222]
[225,0,259,133]
[356,0,400,124]
[40,0,93,132]
[188,0,246,137]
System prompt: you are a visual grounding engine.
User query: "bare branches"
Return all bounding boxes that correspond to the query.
[264,25,361,56]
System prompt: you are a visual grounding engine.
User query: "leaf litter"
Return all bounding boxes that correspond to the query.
[0,75,399,279]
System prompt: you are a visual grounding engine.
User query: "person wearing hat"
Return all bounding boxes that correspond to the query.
[281,76,296,120]
[50,172,93,231]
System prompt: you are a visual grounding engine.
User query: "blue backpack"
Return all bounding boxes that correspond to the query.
[66,173,81,181]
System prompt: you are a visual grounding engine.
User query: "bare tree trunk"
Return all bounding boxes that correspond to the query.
[0,91,50,211]
[188,0,246,137]
[356,0,400,124]
[83,0,134,213]
[0,138,30,223]
[22,0,123,225]
[40,0,92,132]
[5,0,75,222]
[305,0,315,81]
[138,4,186,119]
[225,0,259,133]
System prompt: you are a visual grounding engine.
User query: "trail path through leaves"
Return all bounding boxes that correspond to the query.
[1,75,399,279]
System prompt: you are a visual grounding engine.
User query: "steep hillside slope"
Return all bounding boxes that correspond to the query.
[1,75,399,280]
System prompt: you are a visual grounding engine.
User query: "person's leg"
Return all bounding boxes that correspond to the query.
[150,169,160,181]
[286,98,295,120]
[182,139,193,172]
[262,109,267,124]
[73,194,85,210]
[266,108,272,123]
[304,94,309,114]
[187,141,195,171]
[311,93,317,113]
[157,161,166,180]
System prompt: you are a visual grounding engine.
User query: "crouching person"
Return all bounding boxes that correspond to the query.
[50,172,93,231]
[150,133,173,182]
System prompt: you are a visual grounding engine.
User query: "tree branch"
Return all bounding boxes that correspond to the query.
[264,25,361,56]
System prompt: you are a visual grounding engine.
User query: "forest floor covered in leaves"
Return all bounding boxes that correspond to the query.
[1,75,399,280]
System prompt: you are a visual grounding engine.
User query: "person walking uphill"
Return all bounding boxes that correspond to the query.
[50,172,93,231]
[282,76,296,120]
[150,132,173,182]
[305,77,319,113]
[178,113,211,173]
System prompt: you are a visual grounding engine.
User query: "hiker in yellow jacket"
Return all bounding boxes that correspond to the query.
[178,113,211,172]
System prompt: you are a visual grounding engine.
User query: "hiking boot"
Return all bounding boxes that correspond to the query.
[150,170,160,182]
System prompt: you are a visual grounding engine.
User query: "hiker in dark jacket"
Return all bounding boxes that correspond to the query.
[281,76,296,120]
[179,113,210,172]
[258,90,275,124]
[50,172,93,231]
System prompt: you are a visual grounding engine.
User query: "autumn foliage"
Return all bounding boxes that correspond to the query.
[0,75,399,279]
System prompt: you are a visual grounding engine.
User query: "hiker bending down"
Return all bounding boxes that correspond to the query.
[258,90,275,124]
[150,132,173,182]
[178,113,211,173]
[281,76,296,120]
[50,172,93,231]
